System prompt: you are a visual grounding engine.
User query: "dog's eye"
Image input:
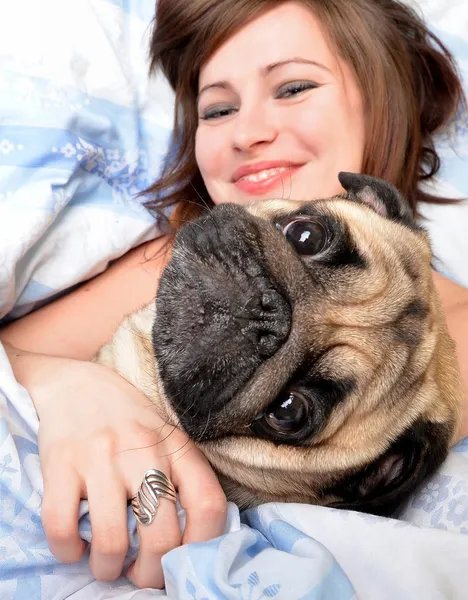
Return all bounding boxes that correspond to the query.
[265,391,308,432]
[282,218,328,256]
[251,390,310,441]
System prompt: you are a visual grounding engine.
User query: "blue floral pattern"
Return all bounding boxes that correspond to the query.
[410,475,451,512]
[400,447,468,536]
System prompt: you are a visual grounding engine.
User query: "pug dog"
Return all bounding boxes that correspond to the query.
[95,172,464,517]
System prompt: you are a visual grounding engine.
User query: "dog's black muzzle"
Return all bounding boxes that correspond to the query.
[153,204,291,439]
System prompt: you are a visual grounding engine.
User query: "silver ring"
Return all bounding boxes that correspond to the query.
[131,469,177,526]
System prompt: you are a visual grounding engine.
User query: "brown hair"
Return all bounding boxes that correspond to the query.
[145,0,466,228]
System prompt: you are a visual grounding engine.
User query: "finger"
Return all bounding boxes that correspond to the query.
[126,470,181,589]
[172,450,228,545]
[41,465,87,563]
[87,469,128,581]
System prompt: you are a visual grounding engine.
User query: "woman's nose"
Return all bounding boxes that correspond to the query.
[231,104,277,152]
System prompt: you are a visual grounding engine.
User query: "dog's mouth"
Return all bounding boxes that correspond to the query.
[152,204,292,440]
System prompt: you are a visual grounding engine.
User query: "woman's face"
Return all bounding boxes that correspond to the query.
[195,1,365,205]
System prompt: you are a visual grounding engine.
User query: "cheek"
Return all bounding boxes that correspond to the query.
[339,113,365,173]
[298,90,362,139]
[301,89,365,171]
[333,86,366,168]
[290,103,327,149]
[195,127,227,181]
[194,128,210,179]
[195,127,232,205]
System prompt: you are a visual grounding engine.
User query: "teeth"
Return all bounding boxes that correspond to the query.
[240,167,288,183]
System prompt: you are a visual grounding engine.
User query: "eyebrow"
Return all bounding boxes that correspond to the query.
[198,57,331,98]
[264,57,331,75]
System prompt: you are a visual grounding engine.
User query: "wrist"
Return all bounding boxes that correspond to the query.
[2,343,103,415]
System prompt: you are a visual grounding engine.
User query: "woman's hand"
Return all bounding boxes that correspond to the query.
[6,346,227,589]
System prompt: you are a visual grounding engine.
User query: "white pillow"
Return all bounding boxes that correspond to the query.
[413,0,468,286]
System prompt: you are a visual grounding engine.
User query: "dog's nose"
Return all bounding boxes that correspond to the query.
[168,204,291,360]
[240,289,291,358]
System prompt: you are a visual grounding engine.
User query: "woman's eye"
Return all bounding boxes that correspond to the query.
[199,106,237,120]
[276,81,318,99]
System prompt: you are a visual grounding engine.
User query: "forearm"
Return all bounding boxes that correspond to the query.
[444,303,468,439]
[433,272,468,440]
[0,237,171,361]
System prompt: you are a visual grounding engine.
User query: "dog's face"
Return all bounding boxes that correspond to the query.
[153,173,463,516]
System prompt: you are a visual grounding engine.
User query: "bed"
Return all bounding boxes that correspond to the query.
[0,1,467,598]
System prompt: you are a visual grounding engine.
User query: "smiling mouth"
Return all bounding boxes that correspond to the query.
[237,166,291,183]
[234,165,303,195]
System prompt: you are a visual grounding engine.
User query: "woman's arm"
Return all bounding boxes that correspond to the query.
[0,235,227,589]
[0,236,172,361]
[433,272,468,440]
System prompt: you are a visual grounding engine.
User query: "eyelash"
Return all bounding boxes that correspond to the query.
[200,105,237,121]
[199,81,318,121]
[276,81,318,98]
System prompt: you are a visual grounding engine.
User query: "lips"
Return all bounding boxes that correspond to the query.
[232,161,304,195]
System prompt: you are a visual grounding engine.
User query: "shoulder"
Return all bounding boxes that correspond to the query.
[433,271,468,313]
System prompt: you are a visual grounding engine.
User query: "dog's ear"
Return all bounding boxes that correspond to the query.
[338,172,415,227]
[328,420,451,517]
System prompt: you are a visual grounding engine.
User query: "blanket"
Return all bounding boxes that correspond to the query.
[1,1,467,598]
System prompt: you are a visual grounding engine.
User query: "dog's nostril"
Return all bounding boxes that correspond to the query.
[261,289,282,310]
[243,295,263,313]
[235,287,291,357]
[258,332,280,357]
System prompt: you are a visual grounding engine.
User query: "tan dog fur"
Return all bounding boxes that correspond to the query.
[94,185,464,514]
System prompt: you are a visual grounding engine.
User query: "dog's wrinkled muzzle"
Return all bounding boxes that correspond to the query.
[153,205,292,438]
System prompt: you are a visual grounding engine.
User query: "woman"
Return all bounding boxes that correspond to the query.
[1,0,467,591]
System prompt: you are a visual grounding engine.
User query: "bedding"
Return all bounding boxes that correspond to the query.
[0,1,467,599]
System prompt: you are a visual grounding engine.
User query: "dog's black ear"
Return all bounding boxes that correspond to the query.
[328,420,452,517]
[338,172,415,227]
